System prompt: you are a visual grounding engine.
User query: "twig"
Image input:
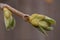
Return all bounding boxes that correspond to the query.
[0,3,29,21]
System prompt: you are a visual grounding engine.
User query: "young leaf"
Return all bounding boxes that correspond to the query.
[45,16,56,24]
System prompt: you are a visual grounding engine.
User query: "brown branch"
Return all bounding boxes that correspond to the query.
[0,3,29,21]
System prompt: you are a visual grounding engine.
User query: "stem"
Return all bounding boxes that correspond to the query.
[0,3,29,21]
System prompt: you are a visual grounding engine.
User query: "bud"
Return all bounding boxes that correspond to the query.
[29,13,56,36]
[3,7,15,31]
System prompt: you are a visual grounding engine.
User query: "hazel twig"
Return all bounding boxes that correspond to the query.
[0,3,29,21]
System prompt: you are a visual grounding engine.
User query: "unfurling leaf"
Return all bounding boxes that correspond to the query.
[3,7,16,31]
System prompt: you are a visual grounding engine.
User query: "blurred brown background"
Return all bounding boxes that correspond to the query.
[0,0,60,40]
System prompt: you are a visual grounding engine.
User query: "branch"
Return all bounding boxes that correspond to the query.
[0,3,29,21]
[0,3,56,36]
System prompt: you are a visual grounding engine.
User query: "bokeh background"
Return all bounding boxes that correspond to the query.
[0,0,60,40]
